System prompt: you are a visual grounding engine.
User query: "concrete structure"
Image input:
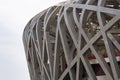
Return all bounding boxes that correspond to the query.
[23,0,120,80]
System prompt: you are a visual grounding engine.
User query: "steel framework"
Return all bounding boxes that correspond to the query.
[23,0,120,80]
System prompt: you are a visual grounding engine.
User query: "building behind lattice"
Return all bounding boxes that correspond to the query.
[23,0,120,80]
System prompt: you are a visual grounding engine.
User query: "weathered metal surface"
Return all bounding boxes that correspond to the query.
[23,0,120,80]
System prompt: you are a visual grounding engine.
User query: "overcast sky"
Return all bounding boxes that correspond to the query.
[0,0,65,80]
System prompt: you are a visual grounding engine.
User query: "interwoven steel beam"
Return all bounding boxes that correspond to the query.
[23,0,120,80]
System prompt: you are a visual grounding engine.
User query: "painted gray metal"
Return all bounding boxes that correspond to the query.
[23,0,120,80]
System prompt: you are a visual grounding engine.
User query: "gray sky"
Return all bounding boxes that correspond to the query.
[0,0,65,80]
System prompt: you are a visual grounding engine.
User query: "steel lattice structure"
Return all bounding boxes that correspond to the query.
[23,0,120,80]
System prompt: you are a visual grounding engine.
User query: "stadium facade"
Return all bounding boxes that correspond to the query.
[23,0,120,80]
